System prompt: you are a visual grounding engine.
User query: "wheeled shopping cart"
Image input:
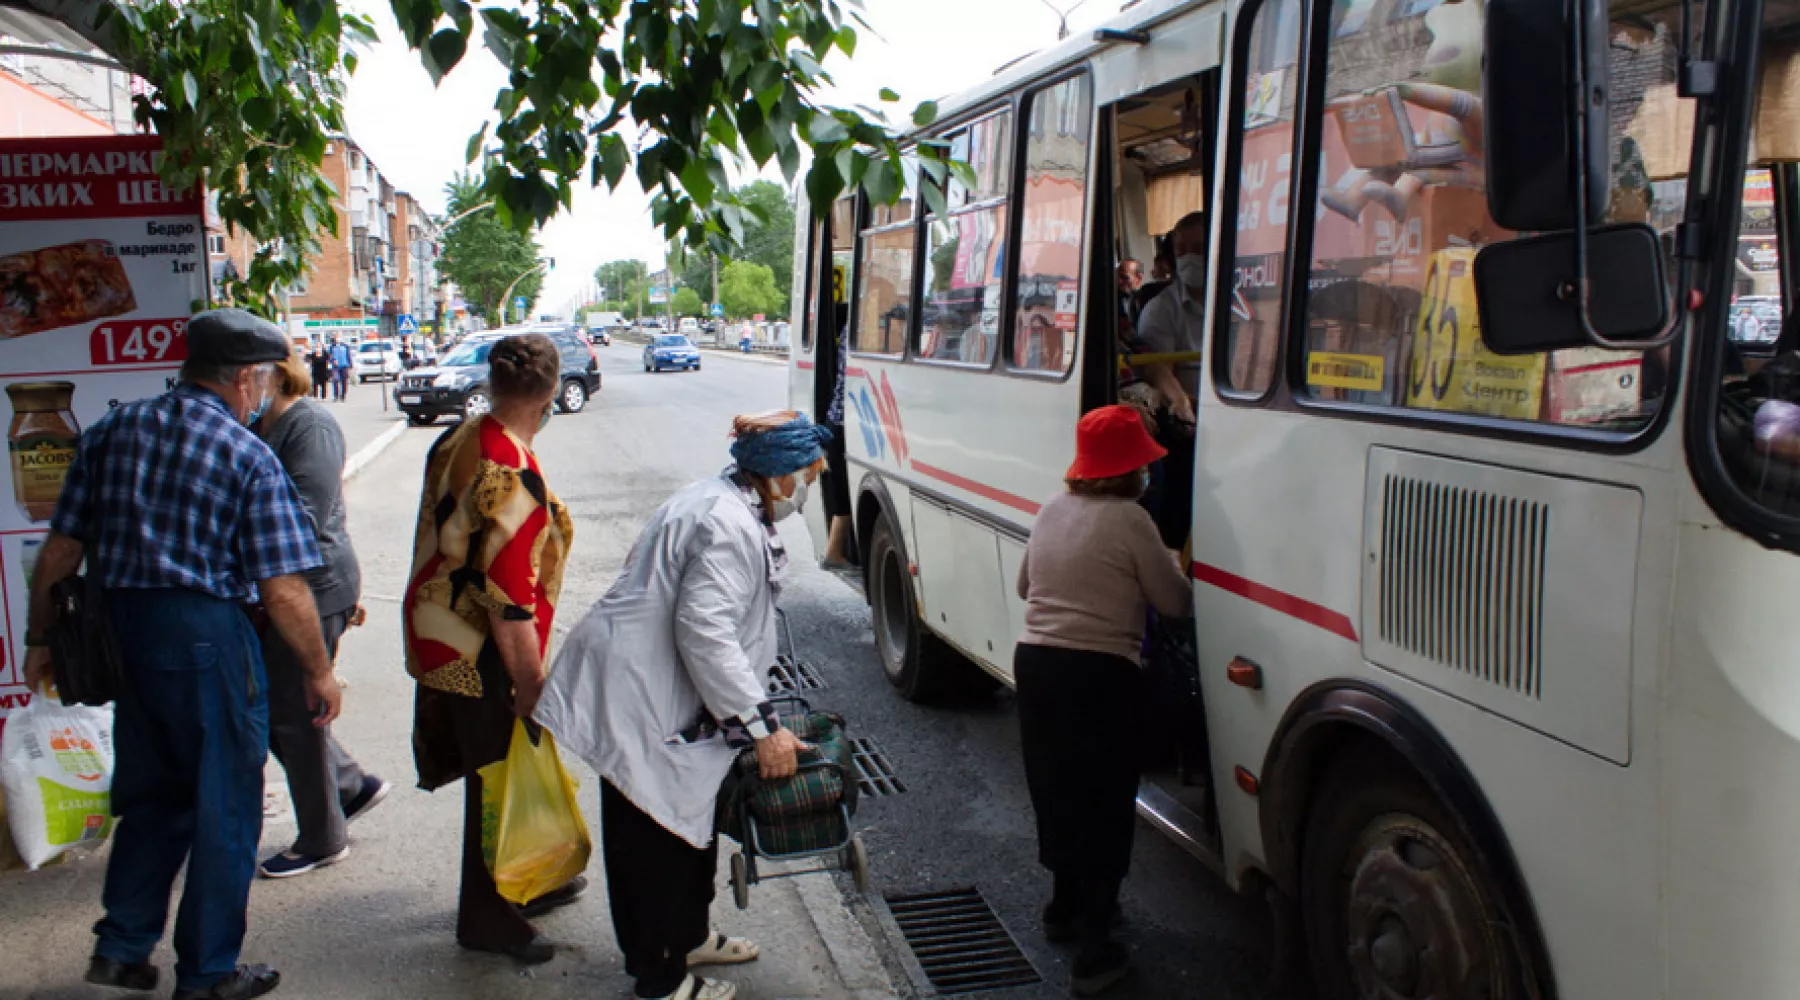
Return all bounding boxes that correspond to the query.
[720,695,870,909]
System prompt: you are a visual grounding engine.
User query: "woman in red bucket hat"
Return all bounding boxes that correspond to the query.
[1013,404,1193,996]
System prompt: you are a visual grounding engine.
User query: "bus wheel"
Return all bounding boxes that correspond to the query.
[867,513,948,702]
[1300,752,1526,1000]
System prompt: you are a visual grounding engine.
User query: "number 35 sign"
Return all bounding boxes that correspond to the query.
[89,319,188,366]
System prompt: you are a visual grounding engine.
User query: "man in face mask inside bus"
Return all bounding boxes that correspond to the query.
[1133,212,1210,427]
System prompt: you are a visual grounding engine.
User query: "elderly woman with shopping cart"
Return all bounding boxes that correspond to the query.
[535,410,825,1000]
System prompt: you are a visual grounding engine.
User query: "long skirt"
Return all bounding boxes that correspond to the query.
[1014,641,1142,882]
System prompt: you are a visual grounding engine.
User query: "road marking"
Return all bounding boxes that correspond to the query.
[344,421,407,482]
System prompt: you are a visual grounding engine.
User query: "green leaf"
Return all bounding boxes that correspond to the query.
[423,28,467,84]
[878,87,900,102]
[790,49,824,81]
[805,156,843,216]
[465,122,489,163]
[836,26,856,57]
[807,113,848,144]
[777,136,801,183]
[597,134,629,188]
[912,101,938,128]
[243,96,276,131]
[180,71,197,108]
[680,159,716,204]
[863,156,898,204]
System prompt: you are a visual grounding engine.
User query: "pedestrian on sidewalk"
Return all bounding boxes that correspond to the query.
[1013,404,1192,997]
[403,333,583,966]
[254,352,392,879]
[23,309,341,1000]
[308,345,331,400]
[328,335,353,402]
[536,409,823,1000]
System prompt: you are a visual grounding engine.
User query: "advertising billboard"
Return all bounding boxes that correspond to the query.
[0,135,204,733]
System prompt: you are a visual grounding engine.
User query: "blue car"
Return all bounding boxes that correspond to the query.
[643,333,701,372]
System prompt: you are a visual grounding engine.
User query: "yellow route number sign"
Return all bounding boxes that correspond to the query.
[1404,248,1545,420]
[832,262,848,304]
[1308,352,1387,393]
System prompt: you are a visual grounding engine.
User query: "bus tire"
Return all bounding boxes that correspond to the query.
[867,513,952,702]
[1299,749,1528,1000]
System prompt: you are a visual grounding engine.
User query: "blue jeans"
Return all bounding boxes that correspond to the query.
[93,589,269,993]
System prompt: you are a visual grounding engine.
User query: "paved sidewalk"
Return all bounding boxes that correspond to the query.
[312,376,409,457]
[0,424,895,1000]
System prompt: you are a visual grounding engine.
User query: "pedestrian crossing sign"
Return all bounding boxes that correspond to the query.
[396,314,419,335]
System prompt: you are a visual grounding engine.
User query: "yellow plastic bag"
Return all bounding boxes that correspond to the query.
[478,720,592,905]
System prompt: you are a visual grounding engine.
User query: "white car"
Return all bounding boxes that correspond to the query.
[354,340,403,382]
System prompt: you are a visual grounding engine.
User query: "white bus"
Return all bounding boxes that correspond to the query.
[789,0,1800,994]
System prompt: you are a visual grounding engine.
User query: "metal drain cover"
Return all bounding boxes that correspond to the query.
[850,736,906,796]
[885,888,1040,995]
[767,655,825,693]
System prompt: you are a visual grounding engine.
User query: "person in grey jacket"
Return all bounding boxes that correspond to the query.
[536,410,825,1000]
[254,352,391,878]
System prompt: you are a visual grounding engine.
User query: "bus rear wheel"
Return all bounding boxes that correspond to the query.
[867,513,955,702]
[1300,751,1529,1000]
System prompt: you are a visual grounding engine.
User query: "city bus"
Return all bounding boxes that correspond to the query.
[788,0,1800,995]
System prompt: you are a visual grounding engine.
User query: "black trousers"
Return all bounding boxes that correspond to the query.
[1015,642,1141,883]
[457,771,538,950]
[602,779,717,998]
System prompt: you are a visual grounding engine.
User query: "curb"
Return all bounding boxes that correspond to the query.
[344,420,407,482]
[700,347,788,367]
[792,874,905,1000]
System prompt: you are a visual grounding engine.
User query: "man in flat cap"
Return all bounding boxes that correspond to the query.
[23,308,340,1000]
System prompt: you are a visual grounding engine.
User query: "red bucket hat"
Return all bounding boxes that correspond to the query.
[1066,405,1167,481]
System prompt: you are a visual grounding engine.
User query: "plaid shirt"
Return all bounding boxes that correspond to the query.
[50,383,323,601]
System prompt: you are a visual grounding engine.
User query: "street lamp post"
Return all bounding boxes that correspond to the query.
[500,258,553,326]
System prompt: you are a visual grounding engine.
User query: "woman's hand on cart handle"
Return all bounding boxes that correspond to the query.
[755,728,812,779]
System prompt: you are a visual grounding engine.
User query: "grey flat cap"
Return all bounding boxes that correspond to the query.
[186,308,290,366]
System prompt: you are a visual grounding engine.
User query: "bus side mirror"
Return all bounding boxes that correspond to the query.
[1474,224,1671,354]
[1483,0,1611,230]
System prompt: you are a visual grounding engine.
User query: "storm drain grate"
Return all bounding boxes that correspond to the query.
[768,655,826,694]
[851,736,906,796]
[885,888,1040,995]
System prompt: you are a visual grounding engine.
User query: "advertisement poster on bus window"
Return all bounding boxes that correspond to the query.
[1404,248,1545,420]
[0,134,204,733]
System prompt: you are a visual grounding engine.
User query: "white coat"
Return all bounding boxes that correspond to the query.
[535,474,777,849]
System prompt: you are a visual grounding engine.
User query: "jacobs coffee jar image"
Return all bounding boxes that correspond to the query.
[6,381,80,523]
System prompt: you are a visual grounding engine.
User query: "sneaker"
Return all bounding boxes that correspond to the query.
[171,963,280,1000]
[85,955,158,991]
[342,775,392,822]
[258,845,349,879]
[1070,941,1131,996]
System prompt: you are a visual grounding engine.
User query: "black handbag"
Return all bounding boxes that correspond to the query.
[48,572,122,706]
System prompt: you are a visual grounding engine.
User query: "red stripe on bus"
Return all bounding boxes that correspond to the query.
[846,366,868,378]
[911,461,1042,515]
[1190,561,1360,643]
[1559,358,1640,377]
[796,360,815,369]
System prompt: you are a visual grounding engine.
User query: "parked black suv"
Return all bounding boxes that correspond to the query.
[393,329,600,425]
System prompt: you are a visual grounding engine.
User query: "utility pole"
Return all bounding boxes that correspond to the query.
[711,252,720,312]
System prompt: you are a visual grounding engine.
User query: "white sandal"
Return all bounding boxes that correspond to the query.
[687,930,760,966]
[653,974,737,1000]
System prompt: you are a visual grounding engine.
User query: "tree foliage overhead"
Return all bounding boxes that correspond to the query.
[31,0,962,316]
[437,171,544,321]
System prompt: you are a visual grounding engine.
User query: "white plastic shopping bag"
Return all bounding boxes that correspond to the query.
[0,693,114,870]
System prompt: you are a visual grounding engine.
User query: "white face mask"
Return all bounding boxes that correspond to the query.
[1176,253,1207,290]
[770,478,809,522]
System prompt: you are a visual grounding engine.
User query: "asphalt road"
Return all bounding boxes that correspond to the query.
[546,345,1276,1000]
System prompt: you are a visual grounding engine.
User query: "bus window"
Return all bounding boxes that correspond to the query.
[1012,75,1092,376]
[1218,0,1302,395]
[918,111,1012,365]
[1294,0,1677,434]
[1710,30,1800,521]
[855,161,919,355]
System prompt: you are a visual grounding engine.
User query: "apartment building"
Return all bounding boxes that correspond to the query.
[0,17,135,138]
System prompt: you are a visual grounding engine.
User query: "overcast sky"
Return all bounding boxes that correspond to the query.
[341,0,1119,312]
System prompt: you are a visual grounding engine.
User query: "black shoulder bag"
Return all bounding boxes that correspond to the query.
[48,570,122,707]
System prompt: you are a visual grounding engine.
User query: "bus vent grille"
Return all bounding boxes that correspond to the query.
[1377,475,1548,698]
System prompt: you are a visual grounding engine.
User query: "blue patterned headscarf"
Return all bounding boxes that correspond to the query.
[730,414,833,478]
